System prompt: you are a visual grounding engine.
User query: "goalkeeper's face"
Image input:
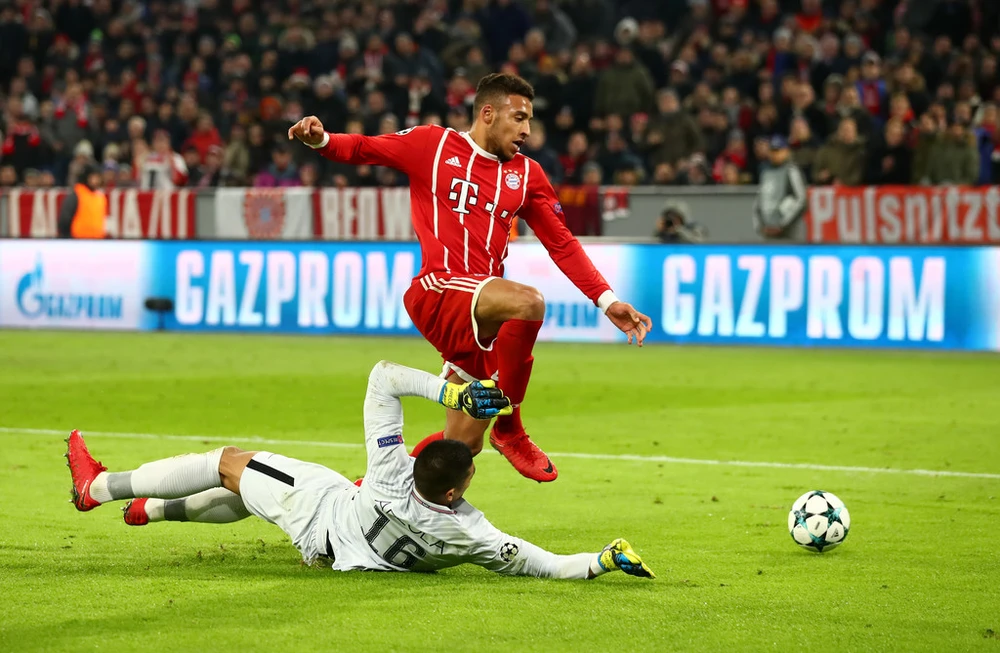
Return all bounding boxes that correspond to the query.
[487,95,533,162]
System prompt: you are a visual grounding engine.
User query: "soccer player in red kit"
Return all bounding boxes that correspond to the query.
[288,73,652,482]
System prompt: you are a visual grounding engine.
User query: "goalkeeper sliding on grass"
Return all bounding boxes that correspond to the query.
[65,360,653,580]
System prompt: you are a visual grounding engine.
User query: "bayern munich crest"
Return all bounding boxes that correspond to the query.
[243,190,286,239]
[504,172,521,190]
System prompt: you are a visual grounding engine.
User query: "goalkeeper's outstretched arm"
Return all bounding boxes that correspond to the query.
[469,517,655,580]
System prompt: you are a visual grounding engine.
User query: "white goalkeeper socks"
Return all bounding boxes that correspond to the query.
[89,448,226,503]
[144,488,250,523]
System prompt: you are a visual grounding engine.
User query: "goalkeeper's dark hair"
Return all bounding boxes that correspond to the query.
[474,73,535,115]
[413,439,474,502]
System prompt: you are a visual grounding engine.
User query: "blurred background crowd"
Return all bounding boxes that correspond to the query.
[1,0,998,190]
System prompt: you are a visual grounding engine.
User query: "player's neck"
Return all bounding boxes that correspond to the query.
[467,124,495,158]
[415,488,451,509]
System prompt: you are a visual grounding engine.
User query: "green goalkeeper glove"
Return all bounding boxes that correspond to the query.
[440,380,513,420]
[598,538,655,579]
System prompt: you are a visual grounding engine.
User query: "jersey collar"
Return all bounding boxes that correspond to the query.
[460,132,499,161]
[411,489,456,514]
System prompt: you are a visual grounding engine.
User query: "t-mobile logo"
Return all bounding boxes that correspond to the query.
[448,178,480,215]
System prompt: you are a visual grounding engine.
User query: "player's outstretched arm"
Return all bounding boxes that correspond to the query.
[520,160,653,345]
[469,517,655,580]
[288,117,430,172]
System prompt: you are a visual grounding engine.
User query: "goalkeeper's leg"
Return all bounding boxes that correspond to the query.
[124,488,251,526]
[66,429,255,511]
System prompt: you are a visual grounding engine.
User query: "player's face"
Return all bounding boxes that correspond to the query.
[488,95,533,162]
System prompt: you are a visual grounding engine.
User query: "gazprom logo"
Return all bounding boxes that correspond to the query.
[16,257,124,320]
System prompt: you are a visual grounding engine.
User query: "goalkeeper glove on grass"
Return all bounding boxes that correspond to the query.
[598,538,655,579]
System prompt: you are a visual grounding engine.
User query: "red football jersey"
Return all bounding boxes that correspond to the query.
[312,125,612,305]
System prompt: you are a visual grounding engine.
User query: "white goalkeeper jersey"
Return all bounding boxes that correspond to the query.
[318,363,595,578]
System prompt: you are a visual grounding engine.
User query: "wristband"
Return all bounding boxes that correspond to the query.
[596,290,619,314]
[307,132,330,149]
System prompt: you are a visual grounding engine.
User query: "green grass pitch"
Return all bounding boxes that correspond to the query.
[1,331,999,652]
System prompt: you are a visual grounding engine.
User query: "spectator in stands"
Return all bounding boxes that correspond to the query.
[532,0,578,54]
[814,117,867,186]
[523,121,563,183]
[857,52,889,123]
[596,130,642,184]
[580,161,603,186]
[255,143,300,188]
[832,86,875,140]
[646,89,703,168]
[559,131,591,184]
[973,103,998,185]
[712,129,748,183]
[2,96,43,177]
[66,139,95,191]
[788,116,820,182]
[753,136,807,239]
[222,125,251,187]
[785,81,827,140]
[53,81,90,170]
[926,119,979,185]
[912,112,941,183]
[595,47,655,119]
[867,118,914,185]
[183,112,224,165]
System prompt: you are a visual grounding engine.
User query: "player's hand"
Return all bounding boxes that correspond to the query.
[287,116,326,146]
[606,302,653,346]
[598,538,655,579]
[441,380,513,420]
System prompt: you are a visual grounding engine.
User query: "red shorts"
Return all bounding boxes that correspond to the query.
[403,272,499,382]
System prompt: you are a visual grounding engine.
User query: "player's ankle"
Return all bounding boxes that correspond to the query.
[493,411,525,438]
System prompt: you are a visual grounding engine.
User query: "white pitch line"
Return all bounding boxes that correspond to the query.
[2,427,999,481]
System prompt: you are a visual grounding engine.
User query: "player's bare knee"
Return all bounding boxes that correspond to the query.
[517,286,546,321]
[218,446,245,476]
[220,446,245,466]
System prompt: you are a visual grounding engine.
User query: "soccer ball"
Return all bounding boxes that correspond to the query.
[788,490,850,552]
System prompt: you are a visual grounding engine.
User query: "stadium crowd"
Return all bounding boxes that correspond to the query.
[1,0,999,190]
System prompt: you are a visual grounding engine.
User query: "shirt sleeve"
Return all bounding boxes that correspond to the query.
[310,125,434,176]
[520,158,613,307]
[465,510,595,579]
[362,361,447,492]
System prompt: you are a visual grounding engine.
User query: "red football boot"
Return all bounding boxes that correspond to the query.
[123,498,149,526]
[354,478,364,487]
[65,429,107,511]
[489,427,558,483]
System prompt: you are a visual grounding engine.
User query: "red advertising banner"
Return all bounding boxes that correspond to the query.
[806,186,1000,244]
[4,189,195,239]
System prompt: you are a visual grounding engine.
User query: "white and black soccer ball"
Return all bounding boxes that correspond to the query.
[788,490,850,552]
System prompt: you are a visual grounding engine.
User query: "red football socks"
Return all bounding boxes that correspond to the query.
[493,318,543,439]
[410,431,445,458]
